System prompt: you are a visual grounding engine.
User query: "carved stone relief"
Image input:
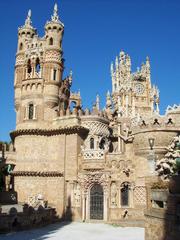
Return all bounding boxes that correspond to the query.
[77,171,110,193]
[73,182,81,207]
[111,182,117,206]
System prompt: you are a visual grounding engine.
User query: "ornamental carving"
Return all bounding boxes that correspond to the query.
[111,182,117,206]
[77,171,110,193]
[73,182,81,207]
[82,121,110,137]
[106,159,134,174]
[45,50,61,62]
[134,186,146,205]
[16,55,25,65]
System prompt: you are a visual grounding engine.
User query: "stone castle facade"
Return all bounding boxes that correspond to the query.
[8,4,180,222]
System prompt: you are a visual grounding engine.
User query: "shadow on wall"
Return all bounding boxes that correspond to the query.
[163,175,180,240]
[145,176,180,240]
[0,196,73,239]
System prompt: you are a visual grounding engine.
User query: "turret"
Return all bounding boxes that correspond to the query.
[44,3,64,50]
[14,3,66,129]
[17,10,36,52]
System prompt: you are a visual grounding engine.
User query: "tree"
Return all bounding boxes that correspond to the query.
[156,135,180,179]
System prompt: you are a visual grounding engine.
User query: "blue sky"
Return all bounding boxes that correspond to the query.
[0,0,180,141]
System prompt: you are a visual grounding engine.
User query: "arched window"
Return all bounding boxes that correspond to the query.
[121,182,130,206]
[28,103,34,120]
[49,37,53,45]
[90,138,94,149]
[19,43,23,51]
[27,59,32,74]
[35,58,40,73]
[53,69,57,80]
[99,138,106,150]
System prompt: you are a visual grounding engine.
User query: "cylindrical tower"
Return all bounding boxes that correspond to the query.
[14,4,65,129]
[43,3,64,120]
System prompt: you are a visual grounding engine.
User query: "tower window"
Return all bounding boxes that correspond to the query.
[121,182,130,207]
[99,138,106,150]
[27,59,32,74]
[28,104,34,120]
[19,43,23,51]
[49,37,53,45]
[35,58,40,73]
[53,69,57,80]
[90,138,94,149]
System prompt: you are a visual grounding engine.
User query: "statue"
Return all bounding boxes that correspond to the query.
[111,182,117,206]
[73,183,81,207]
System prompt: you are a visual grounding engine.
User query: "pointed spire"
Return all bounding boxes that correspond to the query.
[110,62,114,75]
[107,90,110,97]
[146,56,150,68]
[106,91,111,109]
[51,3,59,22]
[96,94,100,110]
[115,56,119,70]
[69,70,73,85]
[24,9,33,28]
[50,3,64,26]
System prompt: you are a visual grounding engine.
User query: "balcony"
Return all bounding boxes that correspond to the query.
[82,149,104,160]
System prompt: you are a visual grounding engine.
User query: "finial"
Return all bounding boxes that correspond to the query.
[69,70,73,85]
[69,69,73,77]
[25,9,32,27]
[115,56,119,69]
[146,56,150,62]
[110,62,114,74]
[107,90,110,97]
[52,3,59,22]
[96,94,100,110]
[106,91,111,109]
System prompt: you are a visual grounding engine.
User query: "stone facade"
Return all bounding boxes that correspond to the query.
[144,176,180,240]
[7,3,180,225]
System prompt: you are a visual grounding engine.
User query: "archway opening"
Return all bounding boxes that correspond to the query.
[90,184,104,220]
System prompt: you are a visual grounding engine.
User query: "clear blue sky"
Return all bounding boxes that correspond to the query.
[0,0,180,141]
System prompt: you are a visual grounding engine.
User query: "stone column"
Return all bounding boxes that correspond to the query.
[104,191,108,221]
[82,192,87,221]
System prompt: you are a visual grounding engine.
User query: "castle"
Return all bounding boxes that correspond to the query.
[7,4,180,222]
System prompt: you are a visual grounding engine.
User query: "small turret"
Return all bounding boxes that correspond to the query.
[45,3,64,50]
[18,10,36,52]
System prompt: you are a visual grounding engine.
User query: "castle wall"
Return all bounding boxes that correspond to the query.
[15,176,64,216]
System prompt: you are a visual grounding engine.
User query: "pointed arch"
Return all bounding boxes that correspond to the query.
[27,59,32,74]
[35,58,41,73]
[90,137,94,149]
[19,42,23,51]
[28,103,34,120]
[120,182,130,207]
[49,37,53,46]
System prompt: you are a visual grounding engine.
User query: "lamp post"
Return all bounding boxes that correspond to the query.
[148,138,155,150]
[148,138,156,175]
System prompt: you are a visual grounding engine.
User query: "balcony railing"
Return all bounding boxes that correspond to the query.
[82,149,104,160]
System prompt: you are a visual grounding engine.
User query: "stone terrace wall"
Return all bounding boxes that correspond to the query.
[0,205,58,233]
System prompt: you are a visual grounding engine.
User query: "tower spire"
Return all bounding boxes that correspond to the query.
[24,9,32,27]
[51,3,59,22]
[47,3,64,26]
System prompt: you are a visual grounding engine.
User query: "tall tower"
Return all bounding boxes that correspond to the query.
[14,4,65,129]
[110,51,160,119]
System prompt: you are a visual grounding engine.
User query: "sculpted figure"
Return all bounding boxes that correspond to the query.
[111,182,117,206]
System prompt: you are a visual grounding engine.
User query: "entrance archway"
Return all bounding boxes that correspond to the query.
[90,184,104,220]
